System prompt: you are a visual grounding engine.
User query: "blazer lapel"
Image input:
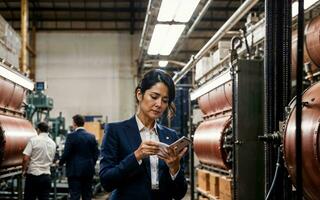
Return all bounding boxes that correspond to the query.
[125,116,142,151]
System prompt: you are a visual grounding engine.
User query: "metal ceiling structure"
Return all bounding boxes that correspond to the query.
[0,0,264,68]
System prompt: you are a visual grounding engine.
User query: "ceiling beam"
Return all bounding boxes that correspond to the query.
[0,6,242,12]
[3,0,14,20]
[5,0,230,2]
[1,16,244,23]
[129,0,134,34]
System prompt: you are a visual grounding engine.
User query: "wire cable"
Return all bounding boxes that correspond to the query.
[265,146,281,200]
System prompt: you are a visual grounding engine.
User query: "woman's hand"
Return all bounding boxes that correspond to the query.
[158,147,188,175]
[134,141,160,161]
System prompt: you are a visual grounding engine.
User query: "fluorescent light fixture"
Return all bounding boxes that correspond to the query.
[175,0,202,22]
[190,71,231,101]
[159,60,168,67]
[0,64,34,90]
[147,24,185,55]
[292,0,319,17]
[158,0,201,22]
[157,0,180,22]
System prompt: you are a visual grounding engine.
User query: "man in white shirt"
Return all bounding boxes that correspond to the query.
[22,122,56,200]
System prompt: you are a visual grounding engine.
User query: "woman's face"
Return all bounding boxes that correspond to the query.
[137,82,169,120]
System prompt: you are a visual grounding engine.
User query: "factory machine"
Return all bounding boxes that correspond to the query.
[281,14,320,200]
[0,61,36,198]
[192,49,264,200]
[26,81,66,141]
[189,4,320,200]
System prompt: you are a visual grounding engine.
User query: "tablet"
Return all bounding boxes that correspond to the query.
[169,136,192,153]
[157,142,169,157]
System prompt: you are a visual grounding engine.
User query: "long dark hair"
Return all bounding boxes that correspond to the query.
[135,69,176,118]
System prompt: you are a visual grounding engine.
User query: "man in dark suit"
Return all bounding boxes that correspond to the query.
[59,114,99,200]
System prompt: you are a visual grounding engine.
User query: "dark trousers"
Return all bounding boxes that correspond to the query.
[24,174,51,200]
[151,189,162,200]
[67,177,93,200]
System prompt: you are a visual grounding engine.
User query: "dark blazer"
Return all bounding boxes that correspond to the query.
[60,128,99,178]
[99,116,188,200]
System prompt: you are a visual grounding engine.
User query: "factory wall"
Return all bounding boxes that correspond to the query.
[36,32,139,126]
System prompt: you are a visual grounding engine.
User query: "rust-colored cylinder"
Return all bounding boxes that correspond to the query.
[0,78,27,112]
[0,78,15,108]
[198,81,232,116]
[284,82,320,200]
[8,85,26,110]
[292,16,320,80]
[198,93,211,116]
[0,115,37,168]
[194,114,231,169]
[305,16,320,67]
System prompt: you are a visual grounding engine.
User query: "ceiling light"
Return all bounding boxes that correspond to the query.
[292,0,319,17]
[147,24,186,55]
[158,0,201,22]
[175,0,202,22]
[160,24,185,55]
[157,0,180,22]
[147,24,168,55]
[159,60,168,67]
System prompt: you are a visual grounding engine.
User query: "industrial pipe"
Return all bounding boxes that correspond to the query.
[137,0,153,66]
[173,0,260,83]
[186,0,213,37]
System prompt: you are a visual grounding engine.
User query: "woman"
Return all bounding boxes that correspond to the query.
[99,69,188,200]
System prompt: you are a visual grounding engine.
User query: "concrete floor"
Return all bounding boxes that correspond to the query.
[93,186,192,200]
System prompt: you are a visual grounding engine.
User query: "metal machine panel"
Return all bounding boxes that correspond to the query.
[233,59,264,200]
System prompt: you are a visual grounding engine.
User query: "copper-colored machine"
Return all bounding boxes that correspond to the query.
[194,114,232,169]
[0,63,36,175]
[194,81,232,169]
[198,81,232,117]
[195,80,233,169]
[0,77,26,113]
[0,115,36,168]
[292,16,320,80]
[284,82,320,200]
[193,60,265,200]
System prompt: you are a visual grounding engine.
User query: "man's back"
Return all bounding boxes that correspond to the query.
[60,129,99,177]
[23,122,56,200]
[23,133,56,175]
